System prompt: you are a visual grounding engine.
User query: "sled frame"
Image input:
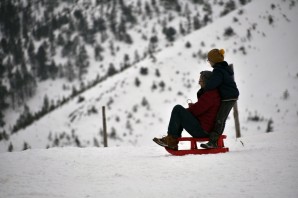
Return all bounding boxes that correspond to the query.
[165,135,229,156]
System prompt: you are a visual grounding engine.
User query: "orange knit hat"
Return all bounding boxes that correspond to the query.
[207,49,225,63]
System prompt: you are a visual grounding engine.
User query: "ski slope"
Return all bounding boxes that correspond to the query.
[0,131,298,198]
[0,0,298,197]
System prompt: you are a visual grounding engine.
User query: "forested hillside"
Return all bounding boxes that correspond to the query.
[0,0,250,144]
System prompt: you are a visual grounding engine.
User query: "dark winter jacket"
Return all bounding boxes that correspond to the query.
[188,89,220,132]
[204,61,239,100]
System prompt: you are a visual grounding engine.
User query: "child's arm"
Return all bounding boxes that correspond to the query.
[204,69,223,91]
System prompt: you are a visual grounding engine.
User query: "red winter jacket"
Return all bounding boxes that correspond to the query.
[188,89,220,133]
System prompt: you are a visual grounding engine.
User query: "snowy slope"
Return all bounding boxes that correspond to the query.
[3,0,245,131]
[1,130,298,198]
[1,0,298,197]
[1,0,298,152]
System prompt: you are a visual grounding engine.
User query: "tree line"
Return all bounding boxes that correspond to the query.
[0,0,249,136]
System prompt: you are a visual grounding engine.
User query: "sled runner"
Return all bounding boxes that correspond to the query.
[165,135,229,156]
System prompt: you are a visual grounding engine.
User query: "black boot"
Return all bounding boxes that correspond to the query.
[200,132,219,149]
[200,140,217,149]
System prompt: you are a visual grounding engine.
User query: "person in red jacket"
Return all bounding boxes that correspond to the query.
[153,71,220,150]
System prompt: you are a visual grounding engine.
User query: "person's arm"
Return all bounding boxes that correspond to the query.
[188,91,213,117]
[203,69,223,91]
[187,88,204,108]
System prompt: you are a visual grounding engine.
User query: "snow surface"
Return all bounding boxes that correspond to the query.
[1,131,298,198]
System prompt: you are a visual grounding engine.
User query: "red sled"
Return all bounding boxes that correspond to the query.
[165,135,229,156]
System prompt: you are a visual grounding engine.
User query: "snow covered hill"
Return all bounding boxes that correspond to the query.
[1,130,298,198]
[1,0,250,150]
[1,0,298,197]
[1,0,247,136]
[1,0,297,152]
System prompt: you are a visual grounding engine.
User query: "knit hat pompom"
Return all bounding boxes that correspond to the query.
[207,48,225,63]
[219,49,225,56]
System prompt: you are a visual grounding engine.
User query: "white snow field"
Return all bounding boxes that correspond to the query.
[0,130,298,198]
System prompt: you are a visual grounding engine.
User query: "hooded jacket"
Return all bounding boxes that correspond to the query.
[204,61,239,100]
[188,89,220,132]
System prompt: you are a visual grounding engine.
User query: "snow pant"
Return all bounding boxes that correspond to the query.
[209,100,237,142]
[167,105,209,138]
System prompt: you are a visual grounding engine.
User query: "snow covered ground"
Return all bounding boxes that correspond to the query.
[1,0,298,197]
[1,130,298,198]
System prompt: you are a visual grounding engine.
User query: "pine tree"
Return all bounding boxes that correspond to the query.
[0,79,9,127]
[179,22,186,35]
[42,95,50,113]
[62,40,73,57]
[185,41,191,48]
[136,0,142,14]
[76,45,89,81]
[65,60,76,82]
[0,60,4,77]
[266,119,274,133]
[0,111,5,127]
[27,39,35,64]
[75,136,81,147]
[122,4,136,24]
[159,81,165,91]
[14,69,25,105]
[23,142,30,150]
[149,36,158,53]
[239,0,248,5]
[135,77,141,87]
[36,45,48,80]
[193,16,201,30]
[23,70,37,98]
[8,142,13,152]
[94,44,104,61]
[0,130,9,141]
[140,67,148,75]
[109,41,115,56]
[14,38,24,65]
[1,38,9,54]
[145,2,152,18]
[71,86,78,97]
[94,17,106,32]
[48,60,58,79]
[164,27,176,42]
[107,63,117,76]
[123,54,130,69]
[141,97,150,110]
[160,0,177,10]
[155,69,161,77]
[56,33,65,46]
[0,1,20,38]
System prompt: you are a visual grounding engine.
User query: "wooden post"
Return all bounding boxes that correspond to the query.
[233,101,241,138]
[230,64,241,138]
[102,106,108,147]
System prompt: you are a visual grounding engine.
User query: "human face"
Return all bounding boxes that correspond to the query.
[199,76,205,88]
[206,59,214,67]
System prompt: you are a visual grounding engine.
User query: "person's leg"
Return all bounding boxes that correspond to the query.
[153,104,208,150]
[213,100,236,135]
[201,100,236,148]
[168,105,208,138]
